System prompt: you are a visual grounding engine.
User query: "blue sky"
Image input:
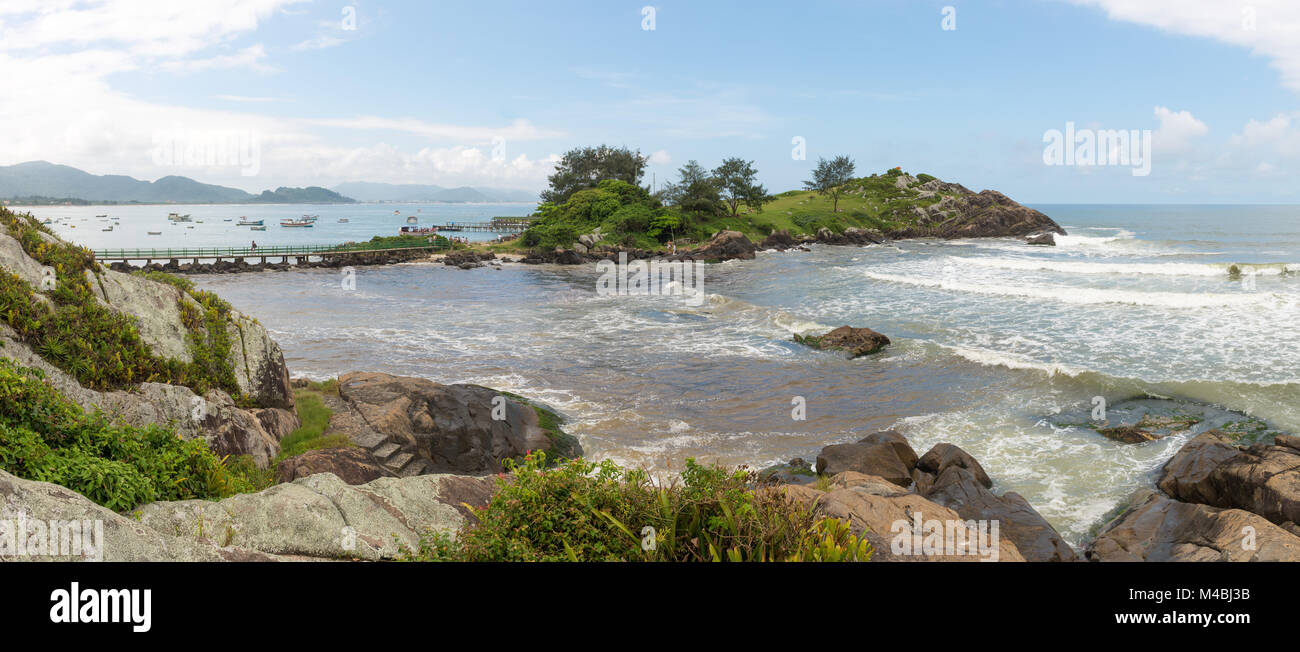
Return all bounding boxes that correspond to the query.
[2,0,1299,202]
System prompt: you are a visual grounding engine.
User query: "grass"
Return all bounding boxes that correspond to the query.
[275,387,350,462]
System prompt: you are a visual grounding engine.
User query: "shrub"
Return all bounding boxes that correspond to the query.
[400,452,873,562]
[0,359,256,511]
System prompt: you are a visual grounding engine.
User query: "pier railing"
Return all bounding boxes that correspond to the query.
[92,240,451,262]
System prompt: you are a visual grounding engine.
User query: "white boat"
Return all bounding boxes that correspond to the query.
[237,218,263,226]
[280,218,314,228]
[167,212,192,222]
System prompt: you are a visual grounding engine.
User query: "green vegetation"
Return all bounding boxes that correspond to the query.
[0,208,246,399]
[514,145,958,253]
[0,359,257,511]
[803,155,857,213]
[498,390,581,461]
[344,234,451,251]
[541,145,649,205]
[276,386,349,461]
[398,451,873,562]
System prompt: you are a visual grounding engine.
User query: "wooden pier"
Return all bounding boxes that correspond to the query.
[433,217,536,232]
[92,241,450,267]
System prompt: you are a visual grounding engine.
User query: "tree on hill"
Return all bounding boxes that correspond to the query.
[660,160,723,216]
[541,145,649,204]
[713,157,769,215]
[803,155,856,213]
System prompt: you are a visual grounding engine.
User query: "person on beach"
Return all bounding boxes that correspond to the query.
[251,240,257,252]
[668,240,676,255]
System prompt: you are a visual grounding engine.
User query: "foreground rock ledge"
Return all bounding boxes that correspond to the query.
[0,469,492,561]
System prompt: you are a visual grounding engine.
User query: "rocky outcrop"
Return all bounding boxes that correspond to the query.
[1087,489,1300,562]
[797,433,1076,562]
[442,250,496,269]
[794,325,891,358]
[1156,432,1300,529]
[275,447,394,485]
[1026,232,1056,246]
[682,230,757,261]
[814,227,883,246]
[776,472,1026,561]
[760,229,799,250]
[814,430,917,486]
[0,227,297,467]
[0,468,491,561]
[889,186,1066,239]
[335,371,581,475]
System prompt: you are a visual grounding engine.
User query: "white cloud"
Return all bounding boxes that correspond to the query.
[306,116,564,144]
[160,44,273,73]
[649,149,671,165]
[0,1,560,191]
[1071,1,1300,91]
[1153,106,1208,151]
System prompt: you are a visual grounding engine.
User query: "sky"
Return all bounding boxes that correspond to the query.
[1,0,1299,203]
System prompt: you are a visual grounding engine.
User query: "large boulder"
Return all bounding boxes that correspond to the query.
[687,230,757,261]
[777,472,1025,562]
[337,371,579,474]
[760,229,798,250]
[1025,233,1056,246]
[922,464,1077,562]
[1157,431,1300,529]
[795,325,891,358]
[889,188,1066,239]
[276,447,394,485]
[1087,489,1300,562]
[814,430,917,487]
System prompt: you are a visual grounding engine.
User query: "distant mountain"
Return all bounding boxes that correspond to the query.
[330,181,539,203]
[0,161,253,203]
[0,161,357,204]
[332,182,446,202]
[248,186,355,204]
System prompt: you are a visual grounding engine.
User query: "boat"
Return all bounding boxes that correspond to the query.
[338,218,349,223]
[101,226,113,232]
[300,214,319,222]
[167,212,192,222]
[237,218,263,226]
[280,218,314,228]
[147,231,161,235]
[250,226,267,231]
[95,214,107,218]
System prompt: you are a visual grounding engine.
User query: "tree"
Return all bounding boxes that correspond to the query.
[803,155,856,213]
[660,160,723,216]
[713,157,769,216]
[541,145,649,204]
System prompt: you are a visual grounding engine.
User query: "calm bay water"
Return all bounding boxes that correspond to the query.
[15,201,538,249]
[43,203,1300,545]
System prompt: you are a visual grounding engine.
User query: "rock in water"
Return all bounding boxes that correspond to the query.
[1025,232,1056,246]
[794,325,891,358]
[1087,489,1300,562]
[687,230,757,261]
[1097,425,1160,444]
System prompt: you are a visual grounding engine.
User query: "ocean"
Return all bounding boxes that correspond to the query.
[27,202,1300,546]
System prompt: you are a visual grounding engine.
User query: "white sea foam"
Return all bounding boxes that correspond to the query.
[861,270,1277,308]
[956,256,1300,277]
